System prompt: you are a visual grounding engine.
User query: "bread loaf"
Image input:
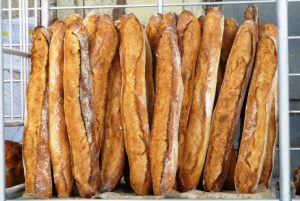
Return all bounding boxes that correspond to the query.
[235,23,277,193]
[176,10,201,171]
[48,19,74,198]
[89,14,119,154]
[217,18,239,191]
[23,26,52,198]
[203,5,259,192]
[150,23,183,195]
[64,20,100,198]
[178,7,223,192]
[100,52,125,192]
[258,24,278,188]
[5,140,24,188]
[118,14,152,195]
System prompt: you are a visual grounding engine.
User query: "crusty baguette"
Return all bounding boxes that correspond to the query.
[64,21,100,198]
[48,20,73,198]
[145,35,155,126]
[178,7,224,192]
[216,18,239,99]
[64,14,82,28]
[176,10,201,174]
[89,14,119,155]
[100,52,125,192]
[218,18,239,191]
[117,14,152,195]
[83,11,99,45]
[150,24,183,196]
[23,26,52,198]
[258,24,278,188]
[203,5,259,192]
[235,23,277,193]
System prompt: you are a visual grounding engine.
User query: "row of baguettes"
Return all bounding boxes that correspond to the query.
[23,4,278,198]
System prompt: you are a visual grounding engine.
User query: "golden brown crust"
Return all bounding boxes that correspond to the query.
[6,141,24,188]
[178,7,224,192]
[100,52,125,192]
[64,14,82,28]
[235,23,277,193]
[159,12,177,35]
[203,5,259,192]
[258,24,278,189]
[118,14,152,195]
[150,24,183,196]
[145,13,163,55]
[83,11,100,45]
[89,14,119,157]
[64,21,100,198]
[216,18,239,98]
[176,10,201,173]
[48,20,73,198]
[24,26,52,198]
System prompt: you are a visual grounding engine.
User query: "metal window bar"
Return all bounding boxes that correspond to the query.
[0,0,294,200]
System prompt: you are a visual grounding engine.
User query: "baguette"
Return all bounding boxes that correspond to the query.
[83,11,99,45]
[176,10,201,171]
[218,18,239,191]
[258,24,278,188]
[203,5,259,192]
[118,14,152,195]
[150,24,183,196]
[64,21,100,197]
[89,14,119,154]
[23,26,52,198]
[235,23,277,193]
[178,7,223,192]
[100,52,125,192]
[216,18,239,98]
[48,20,73,197]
